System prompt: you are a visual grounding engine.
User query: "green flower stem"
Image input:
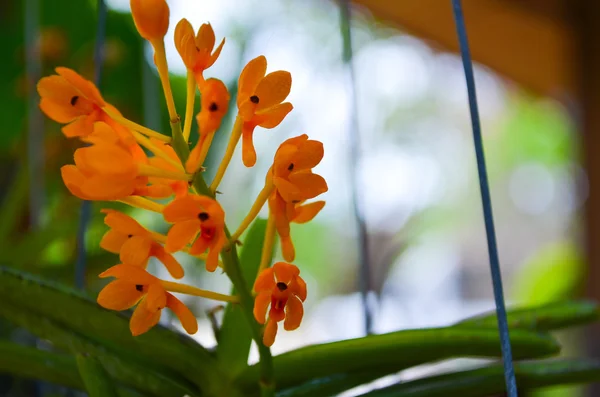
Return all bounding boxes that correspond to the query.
[169,120,274,396]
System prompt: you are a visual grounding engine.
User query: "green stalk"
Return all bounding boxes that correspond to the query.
[169,120,274,396]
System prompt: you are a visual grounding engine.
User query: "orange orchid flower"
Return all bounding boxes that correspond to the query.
[237,55,293,167]
[98,264,197,336]
[270,192,325,262]
[130,0,170,44]
[253,262,306,347]
[61,123,187,201]
[163,195,226,272]
[271,134,328,203]
[37,67,115,138]
[186,79,230,173]
[100,209,184,279]
[174,19,224,87]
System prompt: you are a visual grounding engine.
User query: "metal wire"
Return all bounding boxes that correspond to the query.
[75,0,107,289]
[450,1,518,395]
[339,0,374,335]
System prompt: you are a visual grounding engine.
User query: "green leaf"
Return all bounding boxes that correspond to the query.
[0,303,199,397]
[0,266,223,391]
[455,301,599,331]
[236,327,560,391]
[217,218,268,376]
[356,359,600,397]
[275,372,384,397]
[76,353,119,397]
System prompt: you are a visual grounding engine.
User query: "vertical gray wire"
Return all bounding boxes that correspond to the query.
[451,1,517,395]
[75,0,107,289]
[25,0,43,229]
[339,0,373,335]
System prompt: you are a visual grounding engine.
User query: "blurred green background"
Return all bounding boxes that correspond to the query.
[0,0,588,396]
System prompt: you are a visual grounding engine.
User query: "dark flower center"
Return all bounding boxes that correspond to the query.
[288,163,294,171]
[135,284,144,292]
[208,102,218,112]
[276,282,288,291]
[70,96,79,106]
[250,95,259,104]
[198,212,209,221]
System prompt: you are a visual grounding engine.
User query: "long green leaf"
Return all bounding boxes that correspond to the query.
[0,266,221,390]
[358,359,600,397]
[0,303,200,397]
[275,372,384,397]
[455,301,599,331]
[236,327,560,391]
[217,218,268,376]
[76,353,119,397]
[0,341,140,397]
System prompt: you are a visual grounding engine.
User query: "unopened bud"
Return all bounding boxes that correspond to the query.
[130,0,170,43]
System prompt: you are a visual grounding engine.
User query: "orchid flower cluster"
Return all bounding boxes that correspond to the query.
[37,0,327,347]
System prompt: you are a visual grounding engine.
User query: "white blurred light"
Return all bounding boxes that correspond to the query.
[509,163,555,215]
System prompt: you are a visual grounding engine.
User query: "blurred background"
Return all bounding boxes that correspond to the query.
[0,0,597,396]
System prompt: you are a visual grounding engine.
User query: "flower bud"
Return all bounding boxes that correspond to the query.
[130,0,170,43]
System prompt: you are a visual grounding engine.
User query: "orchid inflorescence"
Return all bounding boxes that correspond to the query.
[37,0,327,347]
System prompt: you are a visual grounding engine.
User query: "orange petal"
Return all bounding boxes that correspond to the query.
[39,98,79,123]
[165,220,200,253]
[134,183,173,198]
[145,283,167,312]
[97,280,144,311]
[263,318,278,347]
[99,264,157,284]
[273,262,300,284]
[130,0,170,42]
[255,102,293,129]
[290,275,307,302]
[253,291,271,324]
[152,245,185,279]
[269,193,291,239]
[76,144,136,177]
[99,229,129,253]
[242,123,257,167]
[81,175,135,201]
[204,231,225,272]
[120,235,153,267]
[294,139,324,170]
[101,209,148,235]
[56,67,105,106]
[237,55,267,105]
[254,268,275,292]
[196,23,216,54]
[207,38,225,69]
[273,176,301,202]
[167,293,198,334]
[254,71,291,111]
[283,295,304,331]
[61,165,90,200]
[292,201,325,224]
[174,18,195,67]
[185,141,203,174]
[288,172,328,200]
[62,115,96,138]
[130,300,162,336]
[163,195,208,222]
[281,236,295,262]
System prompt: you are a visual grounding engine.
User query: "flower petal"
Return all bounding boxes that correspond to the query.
[39,98,79,123]
[196,23,216,54]
[130,300,162,336]
[145,283,167,312]
[56,67,105,105]
[273,176,301,203]
[207,38,225,69]
[99,229,129,253]
[254,71,291,111]
[167,293,198,334]
[281,236,295,262]
[101,209,148,235]
[292,201,325,224]
[120,235,152,267]
[255,102,293,129]
[165,220,200,253]
[152,245,185,279]
[273,262,300,284]
[99,264,157,284]
[253,291,271,324]
[238,55,267,104]
[283,295,304,331]
[293,139,324,170]
[254,268,275,292]
[163,195,207,223]
[97,280,144,311]
[290,275,307,302]
[242,123,257,167]
[288,172,328,200]
[263,318,278,347]
[204,231,225,272]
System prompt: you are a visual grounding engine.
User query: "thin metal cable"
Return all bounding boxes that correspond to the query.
[450,1,517,395]
[339,0,373,335]
[25,0,43,229]
[75,0,107,289]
